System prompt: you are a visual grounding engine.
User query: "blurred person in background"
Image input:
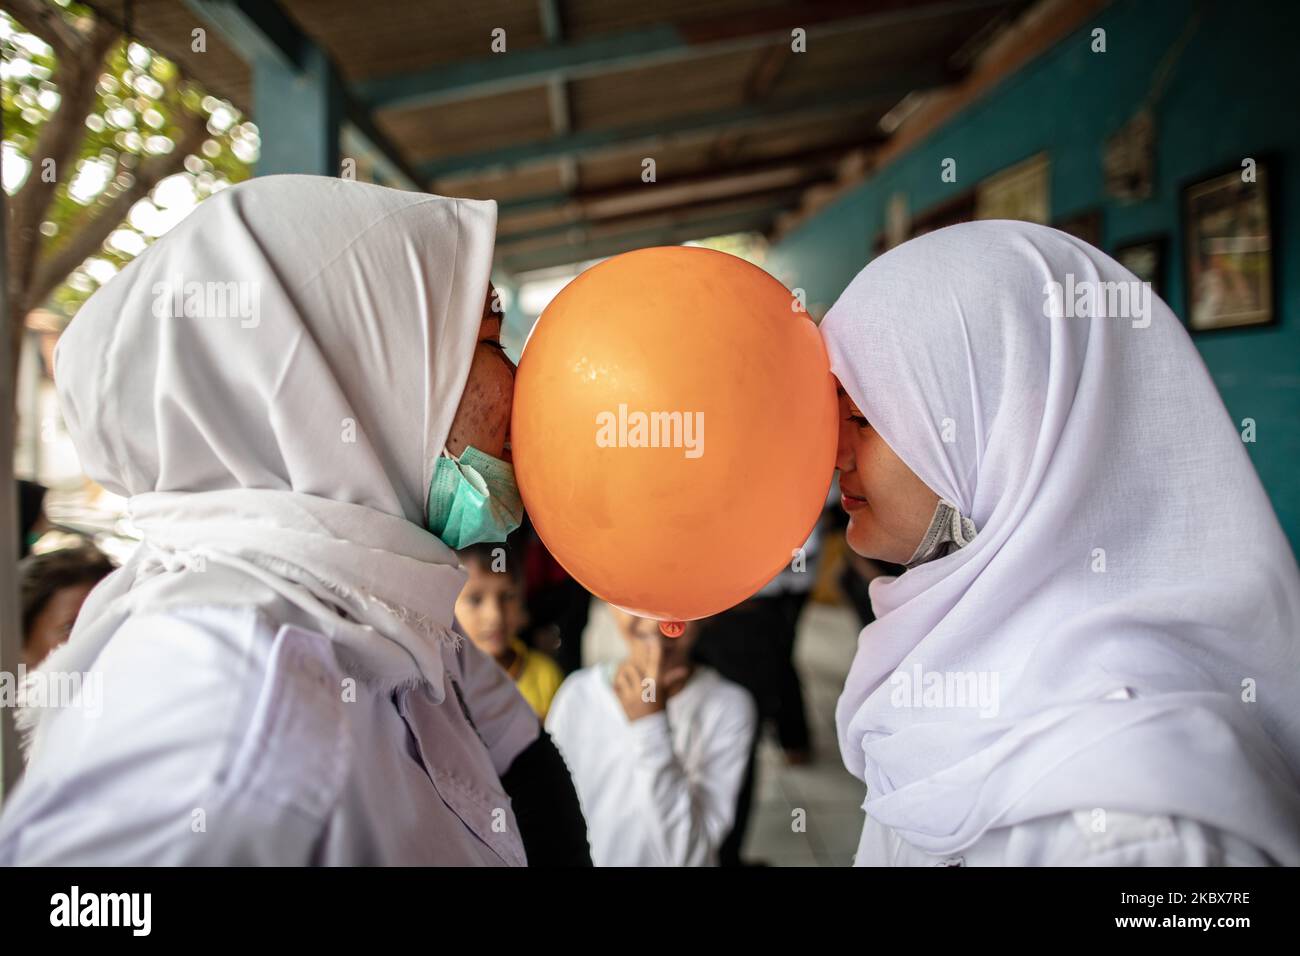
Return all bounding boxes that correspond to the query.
[690,524,821,865]
[694,524,819,763]
[547,609,756,866]
[455,541,564,719]
[517,514,591,675]
[16,479,51,559]
[19,543,115,668]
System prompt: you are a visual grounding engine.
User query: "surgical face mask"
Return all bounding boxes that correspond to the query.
[426,445,523,549]
[905,498,978,569]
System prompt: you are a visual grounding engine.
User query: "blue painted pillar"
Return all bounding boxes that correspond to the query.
[253,41,343,177]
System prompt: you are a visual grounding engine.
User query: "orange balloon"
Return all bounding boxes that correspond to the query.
[512,246,837,622]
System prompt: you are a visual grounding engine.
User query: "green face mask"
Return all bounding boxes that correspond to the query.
[426,445,524,548]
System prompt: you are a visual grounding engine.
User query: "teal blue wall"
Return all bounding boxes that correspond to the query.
[769,0,1300,553]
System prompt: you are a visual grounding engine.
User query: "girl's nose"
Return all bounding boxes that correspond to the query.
[835,417,856,472]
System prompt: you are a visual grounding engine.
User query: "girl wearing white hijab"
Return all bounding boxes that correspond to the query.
[0,175,589,865]
[823,219,1300,866]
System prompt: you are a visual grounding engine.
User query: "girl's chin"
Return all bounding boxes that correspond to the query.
[847,519,899,565]
[845,516,875,555]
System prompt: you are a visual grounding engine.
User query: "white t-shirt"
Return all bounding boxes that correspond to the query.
[0,605,540,865]
[546,663,757,867]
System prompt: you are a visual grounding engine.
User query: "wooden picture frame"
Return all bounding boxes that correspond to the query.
[1114,235,1168,301]
[1180,159,1277,332]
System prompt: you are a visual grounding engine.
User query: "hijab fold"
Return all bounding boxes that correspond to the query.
[22,176,497,752]
[823,220,1300,860]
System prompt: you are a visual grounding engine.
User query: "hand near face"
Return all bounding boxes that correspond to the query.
[613,635,690,721]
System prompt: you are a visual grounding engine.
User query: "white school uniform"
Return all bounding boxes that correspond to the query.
[855,810,1278,866]
[0,176,542,865]
[546,664,756,867]
[0,601,538,865]
[822,220,1300,865]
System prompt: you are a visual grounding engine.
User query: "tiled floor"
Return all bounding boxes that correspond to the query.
[581,599,867,867]
[741,601,866,867]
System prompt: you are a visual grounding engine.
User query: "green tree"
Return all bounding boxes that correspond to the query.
[3,0,258,384]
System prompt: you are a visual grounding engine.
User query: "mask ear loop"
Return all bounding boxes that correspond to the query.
[905,498,977,569]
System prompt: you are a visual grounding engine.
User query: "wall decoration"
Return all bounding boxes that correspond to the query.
[1182,161,1275,331]
[975,153,1050,224]
[1054,208,1103,247]
[1104,109,1155,201]
[1114,236,1167,300]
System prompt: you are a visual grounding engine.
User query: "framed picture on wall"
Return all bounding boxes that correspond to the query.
[1181,160,1276,332]
[909,191,976,238]
[1104,109,1155,201]
[1114,236,1167,300]
[1054,208,1103,247]
[975,152,1050,223]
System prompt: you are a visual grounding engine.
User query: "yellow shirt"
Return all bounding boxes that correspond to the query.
[506,638,564,720]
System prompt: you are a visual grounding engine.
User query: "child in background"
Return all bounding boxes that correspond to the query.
[454,543,564,719]
[20,543,115,668]
[546,608,757,866]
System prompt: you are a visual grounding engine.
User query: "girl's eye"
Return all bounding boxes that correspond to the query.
[848,414,869,428]
[481,338,506,353]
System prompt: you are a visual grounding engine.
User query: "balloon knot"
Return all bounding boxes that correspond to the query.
[660,621,685,638]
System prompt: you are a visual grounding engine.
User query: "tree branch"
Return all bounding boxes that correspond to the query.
[6,0,84,62]
[7,16,119,311]
[26,110,208,311]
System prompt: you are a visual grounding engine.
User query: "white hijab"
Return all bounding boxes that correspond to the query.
[823,220,1300,860]
[22,175,496,750]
